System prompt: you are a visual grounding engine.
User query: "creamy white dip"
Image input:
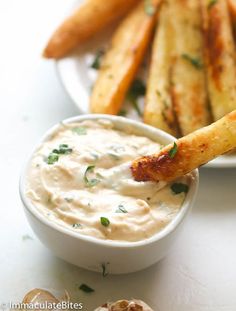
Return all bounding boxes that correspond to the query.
[26,119,189,242]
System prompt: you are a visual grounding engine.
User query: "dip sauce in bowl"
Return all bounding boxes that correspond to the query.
[26,119,188,242]
[20,115,198,274]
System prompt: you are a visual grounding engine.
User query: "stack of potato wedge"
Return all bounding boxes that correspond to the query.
[44,0,236,138]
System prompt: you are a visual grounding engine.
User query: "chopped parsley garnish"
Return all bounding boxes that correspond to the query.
[168,142,178,158]
[101,262,109,277]
[79,284,94,293]
[57,144,73,154]
[72,223,82,229]
[182,54,203,69]
[47,153,59,165]
[47,144,73,165]
[84,165,100,187]
[115,204,128,213]
[72,127,87,135]
[128,79,146,98]
[118,109,127,117]
[171,183,189,194]
[144,0,155,16]
[127,79,146,116]
[91,50,104,70]
[100,217,110,227]
[208,0,217,9]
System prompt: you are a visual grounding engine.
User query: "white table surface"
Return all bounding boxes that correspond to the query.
[0,1,235,310]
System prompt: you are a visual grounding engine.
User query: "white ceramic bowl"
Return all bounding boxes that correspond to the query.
[19,114,199,274]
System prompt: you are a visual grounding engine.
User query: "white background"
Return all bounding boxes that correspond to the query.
[0,1,235,310]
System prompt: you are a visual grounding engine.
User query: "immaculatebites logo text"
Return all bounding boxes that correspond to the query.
[0,301,83,310]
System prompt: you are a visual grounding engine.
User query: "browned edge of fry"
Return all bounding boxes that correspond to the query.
[131,110,236,182]
[228,0,236,34]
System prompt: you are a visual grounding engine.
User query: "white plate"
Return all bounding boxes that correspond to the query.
[206,153,236,168]
[56,27,236,169]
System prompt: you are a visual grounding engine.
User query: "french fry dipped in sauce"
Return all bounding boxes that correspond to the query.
[131,110,236,182]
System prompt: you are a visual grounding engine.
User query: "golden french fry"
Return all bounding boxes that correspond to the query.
[144,1,178,136]
[43,0,139,59]
[90,0,162,115]
[200,0,236,121]
[170,0,211,135]
[131,110,236,182]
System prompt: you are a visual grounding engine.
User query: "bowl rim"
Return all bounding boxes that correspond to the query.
[19,114,199,249]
